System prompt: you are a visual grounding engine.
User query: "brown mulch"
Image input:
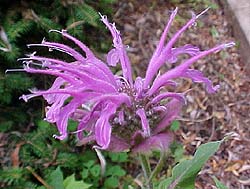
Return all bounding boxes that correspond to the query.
[113,0,250,188]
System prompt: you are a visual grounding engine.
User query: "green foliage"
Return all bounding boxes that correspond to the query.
[158,141,222,189]
[0,168,24,186]
[80,154,127,189]
[210,26,220,39]
[170,141,185,163]
[47,167,64,189]
[212,176,228,189]
[157,177,172,189]
[0,72,33,132]
[73,3,100,27]
[104,177,119,188]
[108,151,129,162]
[1,118,129,189]
[63,174,91,189]
[37,167,92,189]
[0,167,39,189]
[170,120,180,131]
[0,0,116,132]
[105,165,126,177]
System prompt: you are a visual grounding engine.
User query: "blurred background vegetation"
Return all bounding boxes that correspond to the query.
[0,0,115,133]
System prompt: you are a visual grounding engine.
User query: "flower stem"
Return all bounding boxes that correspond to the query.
[139,153,152,189]
[146,151,167,185]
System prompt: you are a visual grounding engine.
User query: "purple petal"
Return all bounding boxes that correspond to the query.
[183,69,220,93]
[19,93,40,102]
[168,44,200,63]
[151,92,186,104]
[53,98,83,140]
[132,132,174,153]
[95,103,117,149]
[26,36,118,86]
[70,109,87,122]
[134,77,144,98]
[91,93,131,107]
[153,99,183,134]
[144,9,197,88]
[46,64,117,93]
[152,105,167,113]
[24,67,79,84]
[95,117,111,149]
[45,94,69,123]
[145,8,178,85]
[148,42,235,96]
[59,30,95,59]
[25,65,117,93]
[76,134,95,146]
[100,14,133,85]
[118,110,125,125]
[28,41,86,63]
[151,8,178,60]
[24,56,117,86]
[131,130,144,146]
[107,48,119,66]
[136,108,151,137]
[43,77,66,104]
[76,111,100,139]
[106,136,130,152]
[88,58,119,86]
[27,88,101,100]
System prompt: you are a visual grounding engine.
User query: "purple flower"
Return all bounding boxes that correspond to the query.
[20,8,234,153]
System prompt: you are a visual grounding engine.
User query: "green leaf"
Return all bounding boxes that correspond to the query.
[104,177,119,188]
[37,120,51,130]
[81,169,89,179]
[47,167,64,189]
[57,153,79,168]
[83,160,95,168]
[0,167,24,184]
[37,186,46,189]
[81,3,99,27]
[37,16,61,33]
[0,120,13,132]
[212,176,228,189]
[173,145,184,163]
[100,0,117,3]
[7,20,33,42]
[170,120,180,131]
[67,119,78,132]
[108,152,128,162]
[5,74,32,90]
[170,142,185,163]
[169,141,222,189]
[157,178,172,189]
[90,165,100,177]
[210,26,219,38]
[73,3,99,27]
[63,174,91,189]
[105,165,126,177]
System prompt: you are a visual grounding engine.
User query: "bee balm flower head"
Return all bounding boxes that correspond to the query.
[20,8,234,153]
